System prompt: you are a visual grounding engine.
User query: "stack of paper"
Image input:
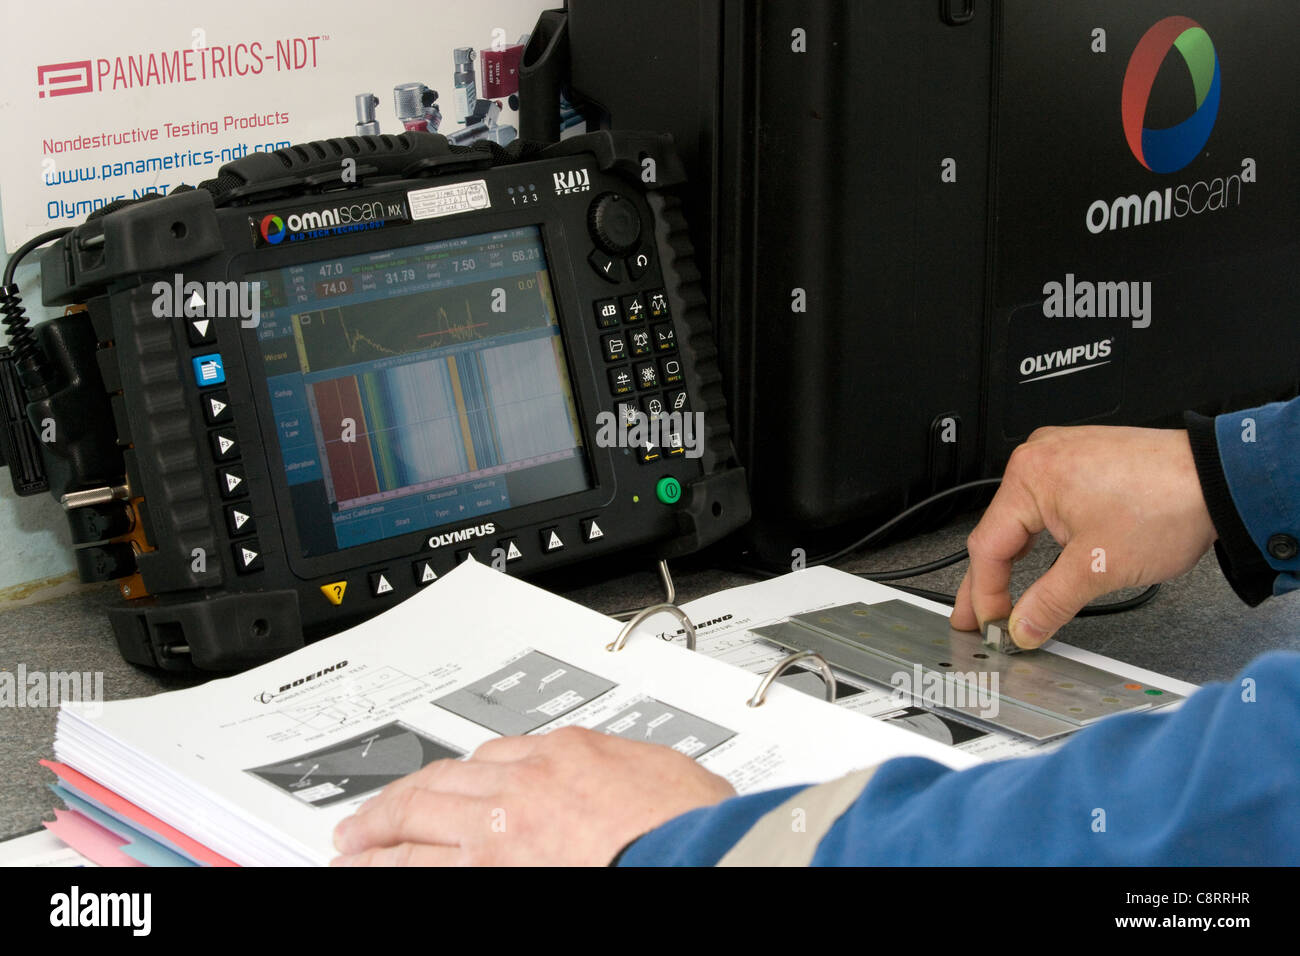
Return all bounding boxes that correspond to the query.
[48,560,976,866]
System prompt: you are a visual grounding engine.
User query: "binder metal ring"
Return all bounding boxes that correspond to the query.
[748,651,836,707]
[607,603,696,652]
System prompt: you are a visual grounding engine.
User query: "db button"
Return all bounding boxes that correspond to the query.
[655,476,682,505]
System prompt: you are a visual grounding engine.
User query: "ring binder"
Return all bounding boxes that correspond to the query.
[607,602,696,652]
[611,559,677,621]
[748,651,837,707]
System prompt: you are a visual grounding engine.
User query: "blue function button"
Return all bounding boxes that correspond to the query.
[192,353,226,387]
[655,476,683,505]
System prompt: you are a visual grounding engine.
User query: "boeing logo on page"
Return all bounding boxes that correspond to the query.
[36,61,94,98]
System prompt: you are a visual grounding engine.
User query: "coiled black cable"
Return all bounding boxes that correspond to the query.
[2,228,73,377]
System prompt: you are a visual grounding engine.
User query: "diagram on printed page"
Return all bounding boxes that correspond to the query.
[434,650,616,735]
[247,721,462,808]
[592,697,736,758]
[277,666,432,731]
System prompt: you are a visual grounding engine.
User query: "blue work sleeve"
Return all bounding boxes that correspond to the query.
[619,651,1300,866]
[1188,398,1300,603]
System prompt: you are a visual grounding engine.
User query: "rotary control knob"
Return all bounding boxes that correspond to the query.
[588,192,642,256]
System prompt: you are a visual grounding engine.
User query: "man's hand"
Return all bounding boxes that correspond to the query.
[330,726,736,866]
[951,426,1217,648]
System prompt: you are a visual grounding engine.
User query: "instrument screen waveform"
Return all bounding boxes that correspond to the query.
[292,274,551,373]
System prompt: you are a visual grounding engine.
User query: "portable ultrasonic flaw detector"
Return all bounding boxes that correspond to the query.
[2,131,749,671]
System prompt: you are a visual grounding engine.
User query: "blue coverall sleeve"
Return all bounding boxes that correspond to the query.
[619,651,1300,865]
[1213,399,1300,597]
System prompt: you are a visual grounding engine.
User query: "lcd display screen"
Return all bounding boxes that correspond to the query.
[253,225,591,556]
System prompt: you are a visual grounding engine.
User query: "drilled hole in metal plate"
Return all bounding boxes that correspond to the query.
[973,652,988,659]
[938,661,951,668]
[170,221,187,239]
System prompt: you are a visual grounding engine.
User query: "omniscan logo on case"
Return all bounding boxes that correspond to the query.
[36,61,94,98]
[1121,16,1221,174]
[553,169,591,195]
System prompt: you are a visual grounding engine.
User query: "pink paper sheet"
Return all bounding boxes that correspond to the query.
[41,760,238,867]
[44,809,144,868]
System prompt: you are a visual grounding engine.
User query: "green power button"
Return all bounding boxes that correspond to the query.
[655,476,683,505]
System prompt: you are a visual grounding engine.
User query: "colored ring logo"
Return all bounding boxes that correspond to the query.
[1121,16,1220,174]
[260,214,286,244]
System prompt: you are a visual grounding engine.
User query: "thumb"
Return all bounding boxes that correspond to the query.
[1009,542,1103,648]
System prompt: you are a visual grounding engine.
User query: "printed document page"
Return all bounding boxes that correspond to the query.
[55,561,975,866]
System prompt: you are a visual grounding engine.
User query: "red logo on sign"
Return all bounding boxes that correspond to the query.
[36,61,93,98]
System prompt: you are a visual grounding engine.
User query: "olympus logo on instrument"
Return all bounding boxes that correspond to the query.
[427,522,497,549]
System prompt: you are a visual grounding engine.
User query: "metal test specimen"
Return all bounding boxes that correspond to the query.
[752,601,1181,741]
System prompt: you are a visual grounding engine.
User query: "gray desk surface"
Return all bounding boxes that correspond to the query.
[3,511,1297,841]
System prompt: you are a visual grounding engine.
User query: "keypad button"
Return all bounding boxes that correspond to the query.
[233,540,264,573]
[192,353,226,387]
[647,289,670,319]
[588,249,624,283]
[629,327,653,357]
[660,357,684,385]
[666,388,690,413]
[581,517,606,543]
[186,317,217,347]
[636,438,663,465]
[368,570,396,597]
[320,581,348,605]
[653,323,677,353]
[413,559,439,586]
[202,390,233,425]
[634,362,661,391]
[602,333,628,363]
[608,366,635,396]
[497,539,524,563]
[539,527,565,553]
[614,400,642,430]
[225,503,255,537]
[626,247,653,280]
[210,429,240,462]
[621,293,647,323]
[594,298,621,329]
[640,394,666,418]
[217,465,247,499]
[538,528,564,556]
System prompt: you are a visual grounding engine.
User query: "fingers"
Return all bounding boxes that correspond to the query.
[373,755,510,802]
[950,570,977,631]
[959,483,1045,629]
[334,788,484,854]
[331,842,461,867]
[1009,540,1105,648]
[470,734,546,763]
